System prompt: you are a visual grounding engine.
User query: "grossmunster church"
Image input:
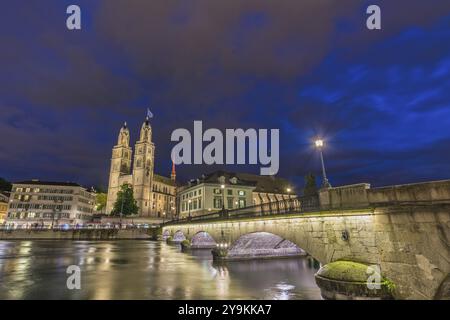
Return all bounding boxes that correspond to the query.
[106,116,177,219]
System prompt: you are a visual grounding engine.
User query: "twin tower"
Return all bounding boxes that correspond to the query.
[106,116,176,217]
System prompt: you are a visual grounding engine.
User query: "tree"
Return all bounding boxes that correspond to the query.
[304,173,318,197]
[95,193,107,213]
[0,177,12,192]
[111,184,138,216]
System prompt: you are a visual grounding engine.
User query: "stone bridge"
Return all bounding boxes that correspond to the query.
[163,180,450,300]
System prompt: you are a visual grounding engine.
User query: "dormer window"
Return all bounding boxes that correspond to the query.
[229,177,238,184]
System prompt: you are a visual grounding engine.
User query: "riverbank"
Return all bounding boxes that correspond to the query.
[0,228,160,240]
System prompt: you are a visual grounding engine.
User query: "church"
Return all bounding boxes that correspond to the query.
[106,116,177,219]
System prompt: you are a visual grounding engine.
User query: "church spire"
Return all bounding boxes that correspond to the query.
[171,161,176,181]
[117,121,130,146]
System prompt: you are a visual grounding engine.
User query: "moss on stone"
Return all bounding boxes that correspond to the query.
[317,260,379,283]
[181,239,191,247]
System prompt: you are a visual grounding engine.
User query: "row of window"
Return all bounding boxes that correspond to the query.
[181,198,203,212]
[180,197,247,212]
[181,188,247,200]
[182,189,202,200]
[78,197,94,205]
[213,197,247,209]
[7,212,91,219]
[152,184,173,195]
[77,206,93,213]
[9,203,72,210]
[13,194,75,202]
[14,187,75,194]
[213,188,246,196]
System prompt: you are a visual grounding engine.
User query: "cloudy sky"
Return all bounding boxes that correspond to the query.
[1,0,450,190]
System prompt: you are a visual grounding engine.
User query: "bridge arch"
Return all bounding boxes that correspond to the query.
[161,230,170,240]
[190,231,217,249]
[171,230,186,243]
[225,232,307,261]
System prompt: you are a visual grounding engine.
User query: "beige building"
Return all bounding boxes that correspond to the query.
[5,180,95,228]
[106,117,177,219]
[0,193,8,224]
[178,171,295,218]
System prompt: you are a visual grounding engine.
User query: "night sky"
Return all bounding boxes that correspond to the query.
[1,1,450,191]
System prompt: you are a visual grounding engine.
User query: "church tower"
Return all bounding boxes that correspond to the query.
[132,116,155,216]
[106,122,133,214]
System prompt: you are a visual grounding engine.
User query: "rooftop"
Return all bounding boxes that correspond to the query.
[185,170,293,194]
[13,180,82,187]
[153,174,178,187]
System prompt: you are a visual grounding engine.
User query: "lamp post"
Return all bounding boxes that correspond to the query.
[286,187,292,211]
[220,184,225,211]
[315,139,331,188]
[51,199,63,229]
[188,199,192,220]
[119,193,124,229]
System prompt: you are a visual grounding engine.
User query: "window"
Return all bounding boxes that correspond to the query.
[213,188,221,194]
[198,199,202,209]
[198,189,202,195]
[227,198,234,209]
[213,197,223,209]
[239,198,246,208]
[227,189,233,196]
[238,190,246,196]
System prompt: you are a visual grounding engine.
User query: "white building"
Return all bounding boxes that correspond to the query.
[178,171,295,218]
[5,180,96,228]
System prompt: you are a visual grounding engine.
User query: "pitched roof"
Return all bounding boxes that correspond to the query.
[235,172,292,194]
[153,174,178,187]
[187,170,293,194]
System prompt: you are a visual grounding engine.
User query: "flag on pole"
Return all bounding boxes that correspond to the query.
[147,108,153,119]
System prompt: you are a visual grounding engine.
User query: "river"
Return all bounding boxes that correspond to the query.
[0,240,321,300]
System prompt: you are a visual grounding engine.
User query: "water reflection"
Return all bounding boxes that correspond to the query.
[0,241,321,300]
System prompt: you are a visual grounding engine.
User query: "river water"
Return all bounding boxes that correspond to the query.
[0,240,321,300]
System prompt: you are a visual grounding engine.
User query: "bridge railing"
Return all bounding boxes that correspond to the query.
[164,195,320,225]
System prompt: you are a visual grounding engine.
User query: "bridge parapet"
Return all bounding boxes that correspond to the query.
[319,179,450,209]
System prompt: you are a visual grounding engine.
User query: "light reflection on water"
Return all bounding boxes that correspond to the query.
[0,240,321,300]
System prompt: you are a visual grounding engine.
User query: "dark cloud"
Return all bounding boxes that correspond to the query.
[0,1,449,189]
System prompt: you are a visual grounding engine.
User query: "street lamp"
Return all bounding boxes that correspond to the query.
[51,199,63,229]
[188,199,192,220]
[220,184,226,211]
[315,139,331,188]
[120,193,125,229]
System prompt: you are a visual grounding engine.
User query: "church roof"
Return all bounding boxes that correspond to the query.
[153,174,177,187]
